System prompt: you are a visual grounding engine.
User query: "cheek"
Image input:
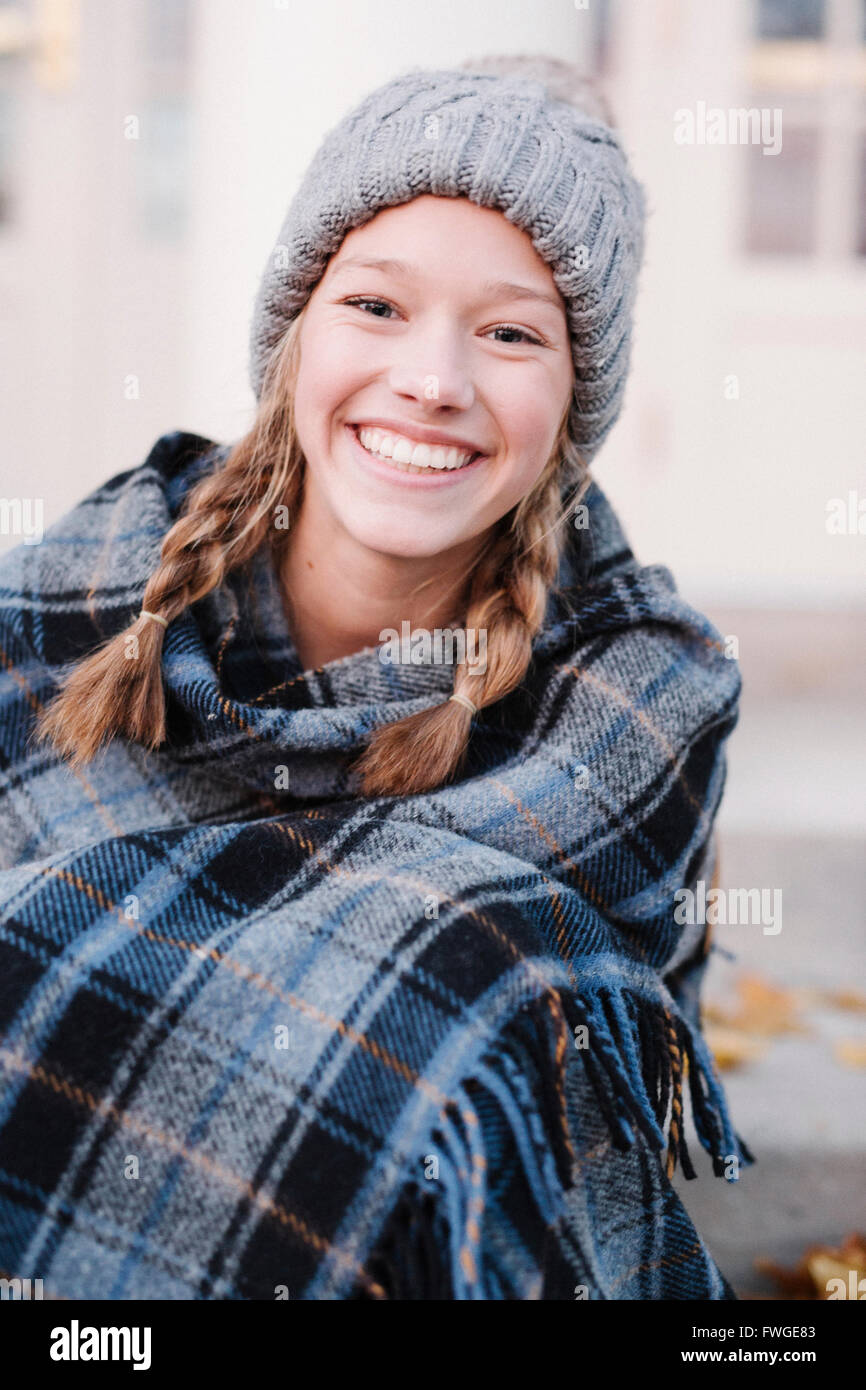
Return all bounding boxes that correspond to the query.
[487,457,548,521]
[475,396,563,519]
[496,393,561,472]
[295,328,362,421]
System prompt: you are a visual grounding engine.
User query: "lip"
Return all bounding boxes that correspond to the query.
[350,417,488,454]
[344,423,490,488]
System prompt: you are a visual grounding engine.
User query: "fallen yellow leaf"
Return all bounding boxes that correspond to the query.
[834,1038,866,1069]
[704,1024,766,1071]
[802,987,866,1014]
[757,1234,866,1300]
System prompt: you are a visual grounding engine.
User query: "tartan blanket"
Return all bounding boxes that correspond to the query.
[0,430,751,1300]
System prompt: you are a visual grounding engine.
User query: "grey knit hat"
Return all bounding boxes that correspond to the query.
[248,56,646,462]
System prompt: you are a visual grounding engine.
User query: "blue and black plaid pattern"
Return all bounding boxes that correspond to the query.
[0,431,749,1299]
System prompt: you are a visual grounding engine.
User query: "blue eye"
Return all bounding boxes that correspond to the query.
[343,296,397,318]
[488,324,544,346]
[342,297,544,346]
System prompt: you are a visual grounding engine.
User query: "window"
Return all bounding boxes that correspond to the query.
[745,126,820,253]
[756,0,826,40]
[745,0,866,258]
[857,131,866,251]
[0,72,17,225]
[0,0,35,229]
[134,0,192,240]
[594,0,613,75]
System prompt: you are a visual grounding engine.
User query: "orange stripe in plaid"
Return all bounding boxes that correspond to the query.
[37,863,447,1104]
[0,1044,385,1298]
[30,815,588,1287]
[490,776,607,915]
[663,1008,685,1180]
[560,664,708,822]
[214,612,239,683]
[297,839,586,1182]
[608,1237,703,1292]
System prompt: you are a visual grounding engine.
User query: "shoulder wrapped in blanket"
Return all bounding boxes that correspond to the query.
[0,431,752,1299]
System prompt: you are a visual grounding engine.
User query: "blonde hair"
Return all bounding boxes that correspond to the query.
[31,304,588,798]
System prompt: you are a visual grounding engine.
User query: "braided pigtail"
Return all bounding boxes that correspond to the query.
[351,411,589,798]
[30,312,308,769]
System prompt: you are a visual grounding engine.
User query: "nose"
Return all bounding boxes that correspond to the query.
[386,316,476,413]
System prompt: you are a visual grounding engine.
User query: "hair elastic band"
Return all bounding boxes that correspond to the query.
[139,609,169,629]
[449,693,477,716]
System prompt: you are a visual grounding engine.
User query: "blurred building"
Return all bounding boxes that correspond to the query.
[0,0,864,1295]
[2,0,864,608]
[0,0,862,590]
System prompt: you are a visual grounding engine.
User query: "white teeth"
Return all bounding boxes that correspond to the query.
[355,426,477,473]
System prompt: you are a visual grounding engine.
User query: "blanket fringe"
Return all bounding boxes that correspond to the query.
[355,983,753,1298]
[557,984,754,1179]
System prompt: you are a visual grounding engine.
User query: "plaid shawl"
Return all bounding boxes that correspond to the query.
[0,430,751,1300]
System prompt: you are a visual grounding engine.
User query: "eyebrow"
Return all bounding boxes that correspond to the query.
[331,256,563,312]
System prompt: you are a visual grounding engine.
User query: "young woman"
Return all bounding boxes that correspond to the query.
[0,56,749,1299]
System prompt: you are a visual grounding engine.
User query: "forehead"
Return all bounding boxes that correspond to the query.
[325,196,564,308]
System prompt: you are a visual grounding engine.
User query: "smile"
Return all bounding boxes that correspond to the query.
[345,424,489,486]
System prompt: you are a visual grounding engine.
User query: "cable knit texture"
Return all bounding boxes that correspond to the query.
[0,432,751,1300]
[248,63,646,462]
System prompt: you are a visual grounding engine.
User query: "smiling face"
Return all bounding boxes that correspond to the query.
[291,194,574,562]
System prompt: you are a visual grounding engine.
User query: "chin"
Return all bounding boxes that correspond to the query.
[349,522,463,561]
